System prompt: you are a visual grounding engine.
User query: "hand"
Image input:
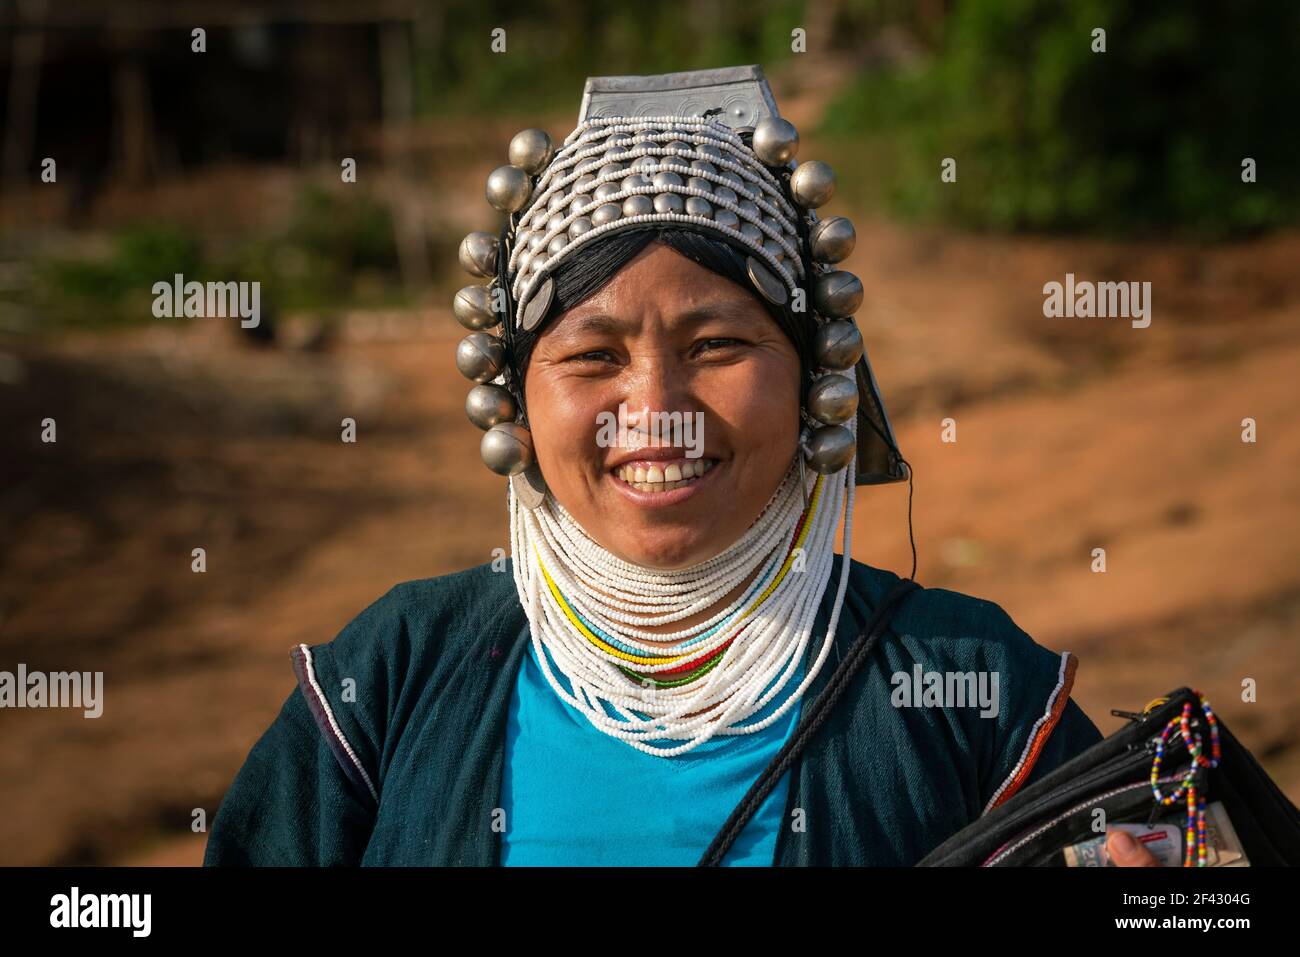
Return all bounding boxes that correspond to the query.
[1107,829,1161,866]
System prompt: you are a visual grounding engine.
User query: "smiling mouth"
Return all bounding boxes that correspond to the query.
[611,457,717,492]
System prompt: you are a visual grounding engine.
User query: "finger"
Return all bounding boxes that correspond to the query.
[1107,829,1161,867]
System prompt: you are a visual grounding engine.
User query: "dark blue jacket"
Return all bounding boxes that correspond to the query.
[204,554,1102,866]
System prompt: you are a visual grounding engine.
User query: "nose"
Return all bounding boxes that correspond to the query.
[618,349,698,441]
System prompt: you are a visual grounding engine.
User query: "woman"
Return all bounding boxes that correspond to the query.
[204,66,1158,867]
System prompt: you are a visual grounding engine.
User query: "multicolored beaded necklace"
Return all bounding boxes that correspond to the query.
[535,473,825,691]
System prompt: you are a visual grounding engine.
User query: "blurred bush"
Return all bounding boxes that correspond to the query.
[18,185,404,332]
[821,0,1300,236]
[27,225,203,329]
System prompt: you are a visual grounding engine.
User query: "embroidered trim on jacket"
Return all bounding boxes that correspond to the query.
[981,651,1077,814]
[291,643,380,808]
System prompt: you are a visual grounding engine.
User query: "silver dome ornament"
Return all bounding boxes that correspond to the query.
[456,331,507,383]
[751,116,799,166]
[485,164,533,213]
[481,422,535,476]
[714,208,740,229]
[806,424,856,474]
[622,194,653,217]
[465,383,517,430]
[508,129,554,174]
[809,215,856,264]
[807,373,858,425]
[814,319,865,371]
[685,196,713,217]
[591,203,622,227]
[453,284,499,330]
[811,270,863,318]
[458,232,498,278]
[790,160,836,208]
[654,193,684,214]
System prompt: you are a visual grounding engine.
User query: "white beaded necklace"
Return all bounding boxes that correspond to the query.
[508,421,858,757]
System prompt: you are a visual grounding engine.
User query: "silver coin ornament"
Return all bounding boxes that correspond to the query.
[482,422,535,476]
[453,284,498,330]
[456,331,506,383]
[807,374,859,425]
[458,232,498,278]
[511,462,549,508]
[814,319,865,371]
[486,164,533,213]
[751,116,799,166]
[809,216,856,264]
[508,128,554,174]
[811,270,863,319]
[520,276,555,332]
[746,256,788,306]
[790,160,836,208]
[465,383,517,430]
[806,424,856,474]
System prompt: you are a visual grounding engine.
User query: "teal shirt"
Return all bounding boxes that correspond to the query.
[501,637,805,866]
[204,554,1103,866]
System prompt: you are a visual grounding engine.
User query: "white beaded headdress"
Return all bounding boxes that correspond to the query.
[452,64,907,502]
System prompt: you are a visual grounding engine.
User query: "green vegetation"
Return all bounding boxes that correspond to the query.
[18,185,406,331]
[820,0,1300,235]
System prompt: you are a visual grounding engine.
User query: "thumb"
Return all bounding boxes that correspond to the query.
[1107,829,1162,867]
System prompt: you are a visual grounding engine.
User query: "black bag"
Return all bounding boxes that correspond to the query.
[918,686,1300,867]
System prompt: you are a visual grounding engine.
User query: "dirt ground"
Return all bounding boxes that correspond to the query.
[2,211,1298,865]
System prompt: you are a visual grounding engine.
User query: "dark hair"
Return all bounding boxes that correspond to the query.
[503,226,815,424]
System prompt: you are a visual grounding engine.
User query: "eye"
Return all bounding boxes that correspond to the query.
[693,337,745,357]
[566,349,616,364]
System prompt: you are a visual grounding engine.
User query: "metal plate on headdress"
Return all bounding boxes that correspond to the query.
[520,276,554,332]
[510,462,549,509]
[746,255,788,306]
[578,65,780,128]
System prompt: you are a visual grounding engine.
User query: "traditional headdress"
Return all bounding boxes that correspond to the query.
[451,66,909,755]
[452,64,907,500]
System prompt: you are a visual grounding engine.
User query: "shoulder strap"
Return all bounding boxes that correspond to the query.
[697,576,922,866]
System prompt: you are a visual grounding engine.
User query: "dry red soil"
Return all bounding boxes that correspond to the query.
[2,220,1297,866]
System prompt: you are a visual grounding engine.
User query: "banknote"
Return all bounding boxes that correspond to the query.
[1062,802,1250,867]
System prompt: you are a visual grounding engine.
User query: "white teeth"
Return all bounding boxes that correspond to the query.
[614,458,716,492]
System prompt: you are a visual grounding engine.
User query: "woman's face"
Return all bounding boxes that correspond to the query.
[524,241,802,569]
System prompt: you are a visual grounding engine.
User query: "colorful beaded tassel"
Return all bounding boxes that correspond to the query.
[1149,691,1222,866]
